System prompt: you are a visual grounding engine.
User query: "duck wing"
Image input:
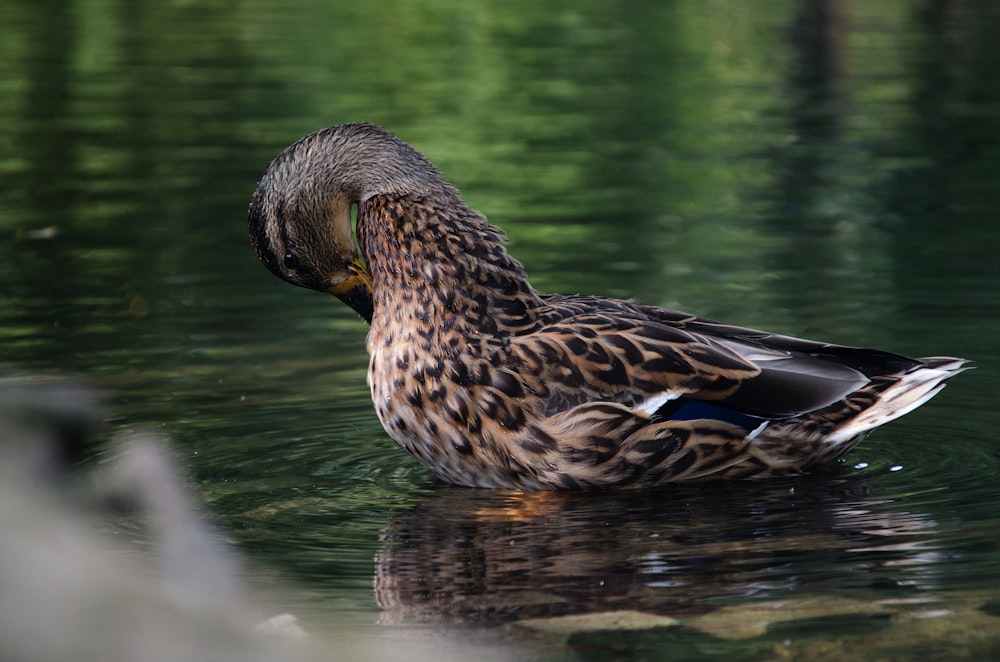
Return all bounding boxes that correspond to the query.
[514,295,918,423]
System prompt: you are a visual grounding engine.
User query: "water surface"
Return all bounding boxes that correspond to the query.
[2,1,999,659]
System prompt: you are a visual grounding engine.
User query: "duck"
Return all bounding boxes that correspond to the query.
[248,122,968,490]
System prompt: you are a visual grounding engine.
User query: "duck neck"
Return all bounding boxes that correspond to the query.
[358,192,541,337]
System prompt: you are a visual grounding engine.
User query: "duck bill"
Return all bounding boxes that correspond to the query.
[328,262,374,323]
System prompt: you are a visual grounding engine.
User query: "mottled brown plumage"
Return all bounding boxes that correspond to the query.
[248,122,968,489]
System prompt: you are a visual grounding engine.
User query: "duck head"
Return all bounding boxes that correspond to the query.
[247,122,457,323]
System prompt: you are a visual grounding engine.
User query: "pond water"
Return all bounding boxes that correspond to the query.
[2,0,1000,659]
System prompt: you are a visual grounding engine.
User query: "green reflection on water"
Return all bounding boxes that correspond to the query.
[2,0,1000,659]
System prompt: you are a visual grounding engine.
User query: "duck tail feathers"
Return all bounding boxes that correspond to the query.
[826,357,970,443]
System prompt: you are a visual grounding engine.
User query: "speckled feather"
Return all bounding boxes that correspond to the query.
[249,122,968,490]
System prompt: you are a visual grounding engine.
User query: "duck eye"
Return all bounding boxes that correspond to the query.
[283,252,299,269]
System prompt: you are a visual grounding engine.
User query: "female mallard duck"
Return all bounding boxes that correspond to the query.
[248,122,967,490]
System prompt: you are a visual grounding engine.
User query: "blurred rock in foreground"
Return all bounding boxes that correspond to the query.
[0,375,503,662]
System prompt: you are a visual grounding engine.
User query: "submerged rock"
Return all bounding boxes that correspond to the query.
[512,610,680,636]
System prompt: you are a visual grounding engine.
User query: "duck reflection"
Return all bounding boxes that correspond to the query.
[374,473,939,627]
